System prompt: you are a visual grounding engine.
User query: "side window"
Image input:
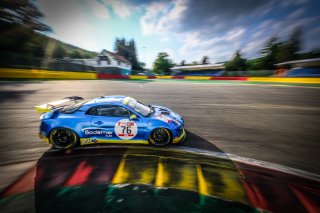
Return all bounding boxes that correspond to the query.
[97,105,117,116]
[86,106,98,115]
[86,105,129,117]
[114,106,130,117]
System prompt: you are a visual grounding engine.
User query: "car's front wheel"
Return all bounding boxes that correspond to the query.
[149,128,172,147]
[49,128,78,149]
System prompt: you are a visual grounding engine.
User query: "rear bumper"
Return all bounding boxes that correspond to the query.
[173,128,186,144]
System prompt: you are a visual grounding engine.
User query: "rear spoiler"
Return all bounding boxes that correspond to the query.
[35,96,84,113]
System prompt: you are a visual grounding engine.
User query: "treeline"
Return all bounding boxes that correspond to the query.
[226,27,320,71]
[0,0,96,67]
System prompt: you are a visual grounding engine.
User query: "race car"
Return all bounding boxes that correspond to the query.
[36,95,186,149]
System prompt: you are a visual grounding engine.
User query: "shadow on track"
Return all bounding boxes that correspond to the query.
[0,90,36,102]
[176,130,224,153]
[30,144,251,213]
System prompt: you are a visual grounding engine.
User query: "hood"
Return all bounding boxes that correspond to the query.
[151,105,183,124]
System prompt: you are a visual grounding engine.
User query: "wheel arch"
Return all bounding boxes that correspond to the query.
[48,127,80,146]
[148,127,173,144]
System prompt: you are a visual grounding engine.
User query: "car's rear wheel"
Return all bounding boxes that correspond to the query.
[149,128,171,147]
[49,128,78,149]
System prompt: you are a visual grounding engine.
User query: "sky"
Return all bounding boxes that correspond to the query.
[37,0,320,68]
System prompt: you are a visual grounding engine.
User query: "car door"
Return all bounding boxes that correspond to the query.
[88,105,144,142]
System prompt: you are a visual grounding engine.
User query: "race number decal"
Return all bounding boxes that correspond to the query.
[115,119,138,140]
[156,114,171,124]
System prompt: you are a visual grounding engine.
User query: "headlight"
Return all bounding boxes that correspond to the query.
[172,119,181,126]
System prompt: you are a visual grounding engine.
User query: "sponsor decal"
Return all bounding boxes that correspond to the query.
[156,114,171,124]
[81,138,94,144]
[115,119,138,140]
[83,128,113,138]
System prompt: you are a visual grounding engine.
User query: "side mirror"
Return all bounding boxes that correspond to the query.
[129,114,137,120]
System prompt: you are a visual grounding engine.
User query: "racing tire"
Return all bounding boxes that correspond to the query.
[49,128,79,150]
[149,128,172,147]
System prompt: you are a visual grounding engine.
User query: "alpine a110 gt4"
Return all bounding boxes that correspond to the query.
[36,96,186,149]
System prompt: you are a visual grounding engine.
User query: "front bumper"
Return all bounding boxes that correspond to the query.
[173,128,186,144]
[39,132,50,144]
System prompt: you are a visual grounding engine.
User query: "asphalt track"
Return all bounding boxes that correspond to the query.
[0,79,319,185]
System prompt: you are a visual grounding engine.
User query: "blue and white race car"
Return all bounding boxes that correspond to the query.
[36,96,186,149]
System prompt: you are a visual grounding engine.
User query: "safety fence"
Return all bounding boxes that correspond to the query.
[1,68,320,84]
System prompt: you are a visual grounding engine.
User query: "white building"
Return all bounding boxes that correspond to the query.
[68,50,132,75]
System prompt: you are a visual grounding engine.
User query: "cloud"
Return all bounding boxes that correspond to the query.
[178,28,246,62]
[140,2,169,36]
[281,0,308,8]
[287,8,306,19]
[139,0,319,63]
[140,0,272,62]
[38,0,97,50]
[37,0,135,51]
[87,0,110,19]
[177,0,270,33]
[102,0,132,18]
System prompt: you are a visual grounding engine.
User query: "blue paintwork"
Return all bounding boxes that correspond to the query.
[39,96,185,144]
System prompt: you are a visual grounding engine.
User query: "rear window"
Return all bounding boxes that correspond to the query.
[60,101,87,114]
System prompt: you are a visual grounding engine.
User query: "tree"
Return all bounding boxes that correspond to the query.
[225,50,247,71]
[69,50,81,59]
[180,60,185,66]
[289,26,302,56]
[192,61,198,65]
[52,45,66,59]
[0,0,51,54]
[202,56,209,64]
[253,27,303,70]
[153,52,174,75]
[259,36,281,70]
[114,38,141,70]
[0,0,51,32]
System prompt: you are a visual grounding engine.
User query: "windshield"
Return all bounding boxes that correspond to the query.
[124,98,153,116]
[60,101,87,114]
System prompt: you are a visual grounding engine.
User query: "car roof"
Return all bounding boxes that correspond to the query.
[84,95,129,106]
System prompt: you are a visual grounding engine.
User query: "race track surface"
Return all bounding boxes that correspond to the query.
[0,80,319,178]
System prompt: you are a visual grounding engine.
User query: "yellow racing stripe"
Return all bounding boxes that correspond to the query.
[197,164,210,196]
[0,68,96,79]
[112,157,127,184]
[248,77,320,84]
[184,76,212,80]
[129,75,148,80]
[80,138,148,145]
[155,158,165,187]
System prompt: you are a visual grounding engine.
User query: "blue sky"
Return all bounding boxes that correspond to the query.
[37,0,320,68]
